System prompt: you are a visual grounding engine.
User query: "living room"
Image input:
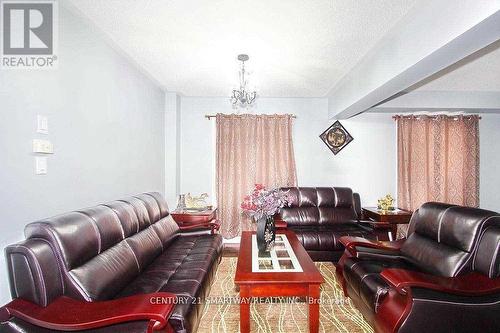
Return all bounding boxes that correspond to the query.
[0,1,499,332]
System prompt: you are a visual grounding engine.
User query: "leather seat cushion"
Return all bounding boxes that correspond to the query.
[343,257,416,312]
[115,233,223,331]
[290,224,374,251]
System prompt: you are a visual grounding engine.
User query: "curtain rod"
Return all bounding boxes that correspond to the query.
[392,114,481,120]
[205,114,297,120]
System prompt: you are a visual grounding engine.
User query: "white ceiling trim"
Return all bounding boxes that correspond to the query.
[327,0,500,119]
[370,91,500,113]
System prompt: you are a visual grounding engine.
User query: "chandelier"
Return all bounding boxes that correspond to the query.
[230,54,257,108]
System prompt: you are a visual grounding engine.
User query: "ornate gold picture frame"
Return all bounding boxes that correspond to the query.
[319,121,353,155]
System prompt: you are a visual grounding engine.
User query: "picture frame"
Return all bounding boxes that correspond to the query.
[319,121,354,155]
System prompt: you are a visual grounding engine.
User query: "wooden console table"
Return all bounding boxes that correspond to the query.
[362,207,413,240]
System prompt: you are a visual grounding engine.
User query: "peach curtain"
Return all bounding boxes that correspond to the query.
[216,113,297,238]
[397,114,480,212]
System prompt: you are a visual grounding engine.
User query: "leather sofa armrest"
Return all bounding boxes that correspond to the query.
[380,269,500,296]
[178,221,220,234]
[339,236,404,256]
[0,292,176,333]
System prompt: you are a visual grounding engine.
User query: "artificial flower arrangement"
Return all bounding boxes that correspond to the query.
[241,184,291,220]
[241,184,291,253]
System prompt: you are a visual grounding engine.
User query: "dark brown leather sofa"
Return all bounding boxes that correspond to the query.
[0,192,222,333]
[278,187,391,262]
[337,202,500,333]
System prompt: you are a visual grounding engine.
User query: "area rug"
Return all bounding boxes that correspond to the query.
[197,258,373,333]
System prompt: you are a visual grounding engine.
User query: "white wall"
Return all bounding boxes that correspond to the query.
[178,97,398,211]
[0,6,165,304]
[480,114,500,212]
[164,92,181,206]
[177,98,500,220]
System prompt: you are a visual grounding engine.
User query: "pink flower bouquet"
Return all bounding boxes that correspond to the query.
[241,184,291,220]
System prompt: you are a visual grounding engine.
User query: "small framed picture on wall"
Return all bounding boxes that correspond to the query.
[319,121,353,155]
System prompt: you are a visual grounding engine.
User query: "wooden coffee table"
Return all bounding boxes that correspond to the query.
[234,230,324,333]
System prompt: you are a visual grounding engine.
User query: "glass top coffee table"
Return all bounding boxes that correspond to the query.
[235,230,324,333]
[251,233,303,272]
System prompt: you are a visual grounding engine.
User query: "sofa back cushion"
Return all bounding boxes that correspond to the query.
[279,187,358,227]
[22,192,178,301]
[401,202,499,277]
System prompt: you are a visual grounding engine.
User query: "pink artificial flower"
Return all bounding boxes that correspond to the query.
[240,184,291,220]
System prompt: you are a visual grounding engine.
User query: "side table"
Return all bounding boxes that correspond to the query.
[362,207,413,240]
[170,208,218,234]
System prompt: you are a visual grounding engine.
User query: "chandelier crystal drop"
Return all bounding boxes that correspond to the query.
[230,54,257,108]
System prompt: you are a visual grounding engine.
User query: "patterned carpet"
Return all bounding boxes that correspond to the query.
[197,258,373,333]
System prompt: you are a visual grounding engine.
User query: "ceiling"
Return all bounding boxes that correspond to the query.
[65,0,417,97]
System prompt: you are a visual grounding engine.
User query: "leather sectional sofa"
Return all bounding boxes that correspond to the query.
[0,192,222,333]
[337,202,500,333]
[278,187,391,262]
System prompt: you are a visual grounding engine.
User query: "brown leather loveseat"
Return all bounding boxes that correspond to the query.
[278,187,391,262]
[338,202,500,333]
[0,192,222,333]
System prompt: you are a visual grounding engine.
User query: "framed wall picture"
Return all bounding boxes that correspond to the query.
[319,121,353,155]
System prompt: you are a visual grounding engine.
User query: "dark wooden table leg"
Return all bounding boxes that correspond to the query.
[390,225,398,241]
[239,285,250,333]
[308,284,320,333]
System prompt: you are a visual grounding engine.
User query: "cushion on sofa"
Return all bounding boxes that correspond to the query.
[116,234,222,298]
[278,187,387,262]
[115,234,223,332]
[23,192,177,301]
[342,257,416,312]
[291,223,374,251]
[280,187,358,227]
[401,202,499,277]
